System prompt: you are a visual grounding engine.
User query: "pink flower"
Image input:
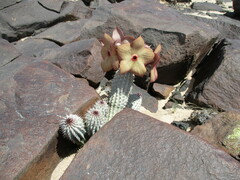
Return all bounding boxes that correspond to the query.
[116,36,155,76]
[150,45,161,82]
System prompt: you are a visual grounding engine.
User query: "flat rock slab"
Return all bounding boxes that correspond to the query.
[13,37,60,57]
[0,0,21,10]
[38,0,64,13]
[34,19,88,45]
[0,57,99,180]
[0,38,21,67]
[0,0,92,41]
[186,39,240,112]
[60,109,240,180]
[41,38,105,84]
[79,0,219,84]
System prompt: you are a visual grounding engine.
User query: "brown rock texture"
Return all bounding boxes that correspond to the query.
[151,83,175,99]
[79,0,220,84]
[0,38,21,67]
[42,38,105,85]
[186,39,240,112]
[0,57,99,180]
[191,112,240,159]
[60,109,240,180]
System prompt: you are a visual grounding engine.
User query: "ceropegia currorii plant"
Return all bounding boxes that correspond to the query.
[59,27,161,143]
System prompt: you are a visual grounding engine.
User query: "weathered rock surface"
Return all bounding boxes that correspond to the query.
[41,38,105,84]
[60,109,240,180]
[191,2,223,11]
[150,83,175,99]
[0,0,92,41]
[34,19,88,45]
[13,38,60,57]
[132,85,158,113]
[0,38,21,67]
[78,0,220,85]
[38,0,64,13]
[0,0,21,10]
[186,39,240,112]
[233,0,240,15]
[0,57,99,180]
[185,12,240,39]
[191,112,240,159]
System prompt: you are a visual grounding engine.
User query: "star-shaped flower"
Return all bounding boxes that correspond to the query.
[116,36,155,76]
[101,33,119,72]
[150,45,161,82]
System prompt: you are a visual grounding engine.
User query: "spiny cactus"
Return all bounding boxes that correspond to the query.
[127,93,142,111]
[84,102,108,136]
[59,114,86,145]
[108,71,134,120]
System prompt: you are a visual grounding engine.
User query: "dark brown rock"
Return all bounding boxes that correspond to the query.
[0,0,92,41]
[38,0,64,13]
[233,0,240,15]
[79,0,220,85]
[0,38,21,67]
[191,2,223,11]
[132,84,158,113]
[191,112,240,159]
[0,57,99,180]
[13,38,59,57]
[151,83,175,99]
[41,38,105,85]
[34,19,88,45]
[186,39,240,112]
[60,109,240,180]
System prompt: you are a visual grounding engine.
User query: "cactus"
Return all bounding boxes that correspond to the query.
[127,93,142,111]
[84,102,108,136]
[108,71,134,120]
[59,114,86,145]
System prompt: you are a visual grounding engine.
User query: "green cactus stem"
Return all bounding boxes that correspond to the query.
[108,71,134,120]
[127,93,142,111]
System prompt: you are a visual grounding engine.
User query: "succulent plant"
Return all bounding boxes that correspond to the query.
[84,103,108,136]
[108,70,134,120]
[59,114,86,145]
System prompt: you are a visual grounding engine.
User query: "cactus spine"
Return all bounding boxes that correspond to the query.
[108,71,135,120]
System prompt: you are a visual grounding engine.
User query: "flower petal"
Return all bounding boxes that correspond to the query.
[131,60,147,76]
[154,44,162,54]
[138,48,155,65]
[112,27,124,42]
[101,58,112,72]
[120,60,133,74]
[150,66,158,82]
[102,33,114,45]
[116,43,132,59]
[131,36,145,51]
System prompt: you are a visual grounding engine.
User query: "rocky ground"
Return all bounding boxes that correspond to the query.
[0,0,240,180]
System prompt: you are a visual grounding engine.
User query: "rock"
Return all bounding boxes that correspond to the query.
[233,0,240,15]
[0,0,92,41]
[90,0,111,9]
[132,84,158,113]
[60,109,240,180]
[79,0,219,85]
[191,2,223,12]
[171,121,190,131]
[13,38,59,57]
[191,112,240,159]
[163,101,175,109]
[185,12,240,39]
[186,39,240,113]
[0,38,21,67]
[38,0,64,13]
[171,92,184,104]
[0,0,21,10]
[34,19,88,45]
[41,38,105,85]
[0,56,99,180]
[150,83,175,99]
